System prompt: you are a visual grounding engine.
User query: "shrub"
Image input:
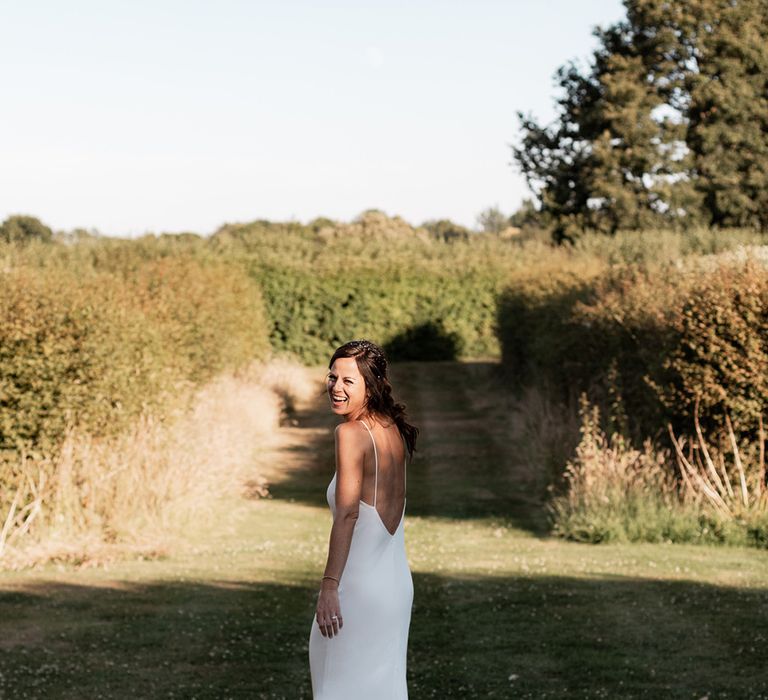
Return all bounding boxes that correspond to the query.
[122,255,271,382]
[549,395,768,548]
[0,266,174,455]
[499,252,768,446]
[0,257,270,456]
[255,263,504,365]
[0,215,53,245]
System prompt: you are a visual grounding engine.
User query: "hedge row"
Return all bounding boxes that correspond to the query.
[497,255,768,444]
[253,262,505,365]
[5,219,768,455]
[0,255,269,455]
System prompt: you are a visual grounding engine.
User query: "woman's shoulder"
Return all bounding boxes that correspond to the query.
[334,421,371,462]
[335,420,365,435]
[334,420,368,439]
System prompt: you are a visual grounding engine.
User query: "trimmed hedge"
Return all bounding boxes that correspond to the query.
[0,267,170,454]
[0,256,270,455]
[497,257,768,444]
[254,262,504,365]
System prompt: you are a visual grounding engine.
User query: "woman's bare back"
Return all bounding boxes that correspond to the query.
[358,416,407,536]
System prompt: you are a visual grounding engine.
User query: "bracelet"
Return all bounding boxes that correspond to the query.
[322,575,339,584]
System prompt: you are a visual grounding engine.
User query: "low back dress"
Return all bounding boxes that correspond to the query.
[308,418,413,699]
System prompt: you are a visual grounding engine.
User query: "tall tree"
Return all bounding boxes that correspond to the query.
[514,8,693,242]
[685,0,768,228]
[514,0,768,241]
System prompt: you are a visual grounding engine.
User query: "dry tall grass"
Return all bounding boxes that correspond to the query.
[549,394,768,547]
[668,397,768,522]
[508,382,583,500]
[547,395,681,543]
[0,356,318,570]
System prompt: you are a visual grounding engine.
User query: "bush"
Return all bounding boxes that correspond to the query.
[498,252,768,446]
[122,255,271,383]
[0,257,270,456]
[549,396,768,547]
[0,215,53,245]
[0,266,173,455]
[256,263,503,364]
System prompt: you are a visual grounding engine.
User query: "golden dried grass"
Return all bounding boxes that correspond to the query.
[550,393,768,546]
[0,356,317,570]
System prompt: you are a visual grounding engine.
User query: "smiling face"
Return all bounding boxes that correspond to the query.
[327,357,369,418]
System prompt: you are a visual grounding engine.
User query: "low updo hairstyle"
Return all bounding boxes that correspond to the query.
[329,339,419,459]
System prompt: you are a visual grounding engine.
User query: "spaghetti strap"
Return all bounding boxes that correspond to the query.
[359,419,378,507]
[401,434,407,492]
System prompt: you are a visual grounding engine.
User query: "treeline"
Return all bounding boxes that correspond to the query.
[514,0,768,242]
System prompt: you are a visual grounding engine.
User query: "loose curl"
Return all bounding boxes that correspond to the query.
[329,339,419,459]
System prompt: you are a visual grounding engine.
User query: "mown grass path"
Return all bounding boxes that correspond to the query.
[1,362,767,699]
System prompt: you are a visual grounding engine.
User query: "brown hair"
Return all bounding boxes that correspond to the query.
[329,339,419,459]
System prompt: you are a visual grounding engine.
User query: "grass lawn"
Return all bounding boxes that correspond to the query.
[1,362,766,699]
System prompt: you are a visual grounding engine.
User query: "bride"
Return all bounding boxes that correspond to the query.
[308,339,419,698]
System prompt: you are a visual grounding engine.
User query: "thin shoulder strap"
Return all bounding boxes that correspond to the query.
[401,434,407,492]
[359,419,378,507]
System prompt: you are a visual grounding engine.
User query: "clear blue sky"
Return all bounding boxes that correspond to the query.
[0,0,625,236]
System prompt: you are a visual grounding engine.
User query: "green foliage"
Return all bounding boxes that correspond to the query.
[421,219,471,241]
[549,395,768,547]
[513,8,688,242]
[497,248,768,445]
[496,268,601,391]
[5,211,768,462]
[0,215,53,245]
[121,255,270,384]
[0,249,270,456]
[255,263,502,365]
[513,0,768,240]
[475,206,507,234]
[207,213,547,365]
[684,0,768,228]
[653,259,768,433]
[0,267,172,454]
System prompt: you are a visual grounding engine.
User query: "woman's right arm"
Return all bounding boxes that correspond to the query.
[315,423,365,637]
[320,422,364,586]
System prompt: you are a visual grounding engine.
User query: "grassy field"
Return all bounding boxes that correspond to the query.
[1,362,767,699]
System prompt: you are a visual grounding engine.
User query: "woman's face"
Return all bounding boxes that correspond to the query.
[327,357,368,417]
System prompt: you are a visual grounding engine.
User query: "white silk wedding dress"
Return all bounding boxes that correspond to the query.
[308,419,414,698]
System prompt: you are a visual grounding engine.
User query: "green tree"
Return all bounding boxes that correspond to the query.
[476,206,507,234]
[513,0,768,241]
[684,0,768,228]
[514,6,695,242]
[0,215,54,245]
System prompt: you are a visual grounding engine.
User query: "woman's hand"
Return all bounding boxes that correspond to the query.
[316,584,343,638]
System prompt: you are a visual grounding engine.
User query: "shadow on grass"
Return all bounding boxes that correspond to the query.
[264,360,552,537]
[1,571,765,699]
